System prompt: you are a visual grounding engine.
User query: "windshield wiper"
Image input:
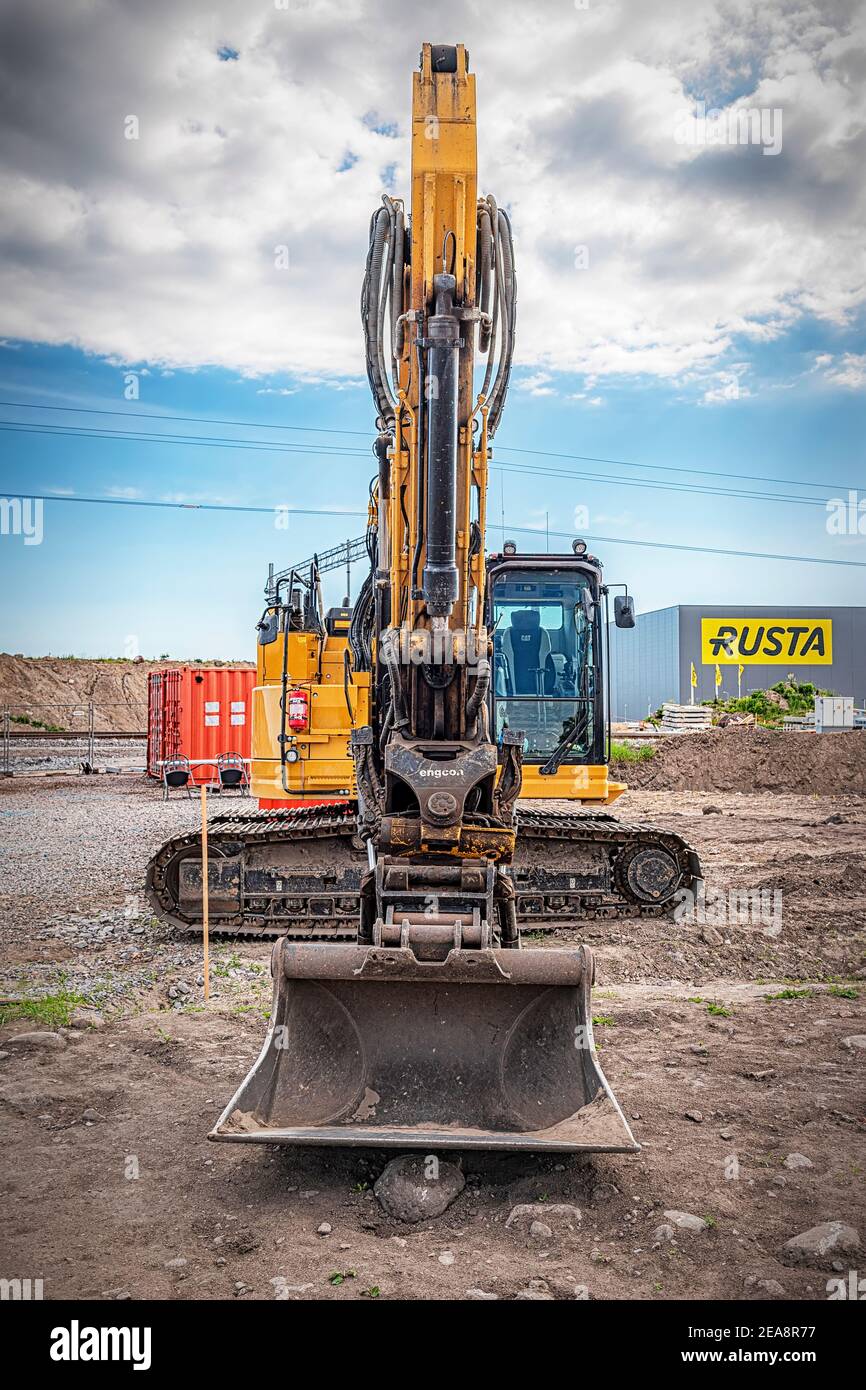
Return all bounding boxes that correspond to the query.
[538,708,589,776]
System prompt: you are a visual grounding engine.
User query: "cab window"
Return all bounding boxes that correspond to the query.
[491,571,595,761]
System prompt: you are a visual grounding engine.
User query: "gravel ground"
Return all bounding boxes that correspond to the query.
[0,774,253,1013]
[1,774,863,1303]
[1,773,864,1008]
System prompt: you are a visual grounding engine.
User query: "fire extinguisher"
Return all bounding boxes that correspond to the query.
[287,688,309,733]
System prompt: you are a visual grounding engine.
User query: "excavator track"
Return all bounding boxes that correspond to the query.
[146,801,702,938]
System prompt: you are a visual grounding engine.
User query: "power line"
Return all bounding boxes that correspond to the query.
[0,422,369,459]
[492,460,828,508]
[0,397,857,492]
[519,524,866,569]
[6,491,366,519]
[9,491,865,567]
[0,399,370,438]
[495,443,847,493]
[0,420,836,510]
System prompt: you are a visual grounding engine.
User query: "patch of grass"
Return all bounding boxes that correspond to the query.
[0,986,87,1029]
[523,930,546,943]
[610,740,656,763]
[213,951,243,978]
[704,1214,717,1228]
[827,984,859,999]
[328,1270,356,1286]
[690,995,733,1016]
[592,1014,615,1027]
[360,1286,380,1299]
[764,988,812,1002]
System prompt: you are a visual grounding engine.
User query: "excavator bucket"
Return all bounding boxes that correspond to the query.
[210,940,637,1153]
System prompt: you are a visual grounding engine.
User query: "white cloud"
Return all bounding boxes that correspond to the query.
[106,485,143,499]
[516,372,556,396]
[821,352,866,389]
[0,0,863,395]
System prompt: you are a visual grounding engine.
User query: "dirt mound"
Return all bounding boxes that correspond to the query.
[0,654,249,733]
[613,726,866,794]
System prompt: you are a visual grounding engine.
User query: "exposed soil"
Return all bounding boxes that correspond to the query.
[0,653,251,733]
[0,774,863,1302]
[612,726,866,794]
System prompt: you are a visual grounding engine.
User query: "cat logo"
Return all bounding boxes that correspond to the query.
[701,618,832,665]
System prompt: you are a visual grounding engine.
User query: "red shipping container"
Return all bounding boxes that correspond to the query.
[147,666,256,785]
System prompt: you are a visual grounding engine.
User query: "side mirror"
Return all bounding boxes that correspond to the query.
[614,595,636,629]
[257,610,279,646]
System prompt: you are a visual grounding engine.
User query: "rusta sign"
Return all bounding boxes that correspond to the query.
[701,617,833,665]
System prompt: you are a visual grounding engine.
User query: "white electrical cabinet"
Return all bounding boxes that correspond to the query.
[814,695,854,732]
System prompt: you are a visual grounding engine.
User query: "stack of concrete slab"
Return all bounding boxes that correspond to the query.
[660,703,714,735]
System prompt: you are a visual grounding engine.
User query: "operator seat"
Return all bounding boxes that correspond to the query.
[501,609,552,694]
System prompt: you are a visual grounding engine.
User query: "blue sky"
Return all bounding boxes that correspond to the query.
[0,1,864,658]
[1,329,863,659]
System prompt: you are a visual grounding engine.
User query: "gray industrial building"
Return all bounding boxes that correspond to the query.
[607,605,866,720]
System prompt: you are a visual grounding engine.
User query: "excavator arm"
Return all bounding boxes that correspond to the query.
[149,44,702,1154]
[353,43,522,944]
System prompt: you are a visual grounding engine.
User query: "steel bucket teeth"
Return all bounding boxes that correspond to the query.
[210,941,638,1153]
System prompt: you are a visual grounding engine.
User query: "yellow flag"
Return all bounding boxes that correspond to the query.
[690,661,697,688]
[737,663,744,678]
[714,663,722,689]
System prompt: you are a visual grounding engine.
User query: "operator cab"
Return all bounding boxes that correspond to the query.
[486,549,604,768]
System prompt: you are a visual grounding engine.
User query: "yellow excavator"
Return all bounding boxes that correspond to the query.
[148,44,700,1152]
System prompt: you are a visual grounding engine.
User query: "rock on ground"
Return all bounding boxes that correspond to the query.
[7,1031,66,1048]
[664,1210,708,1233]
[780,1221,860,1267]
[652,1223,676,1246]
[373,1155,464,1224]
[505,1203,582,1233]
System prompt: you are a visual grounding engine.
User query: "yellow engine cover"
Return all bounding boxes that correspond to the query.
[251,629,367,803]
